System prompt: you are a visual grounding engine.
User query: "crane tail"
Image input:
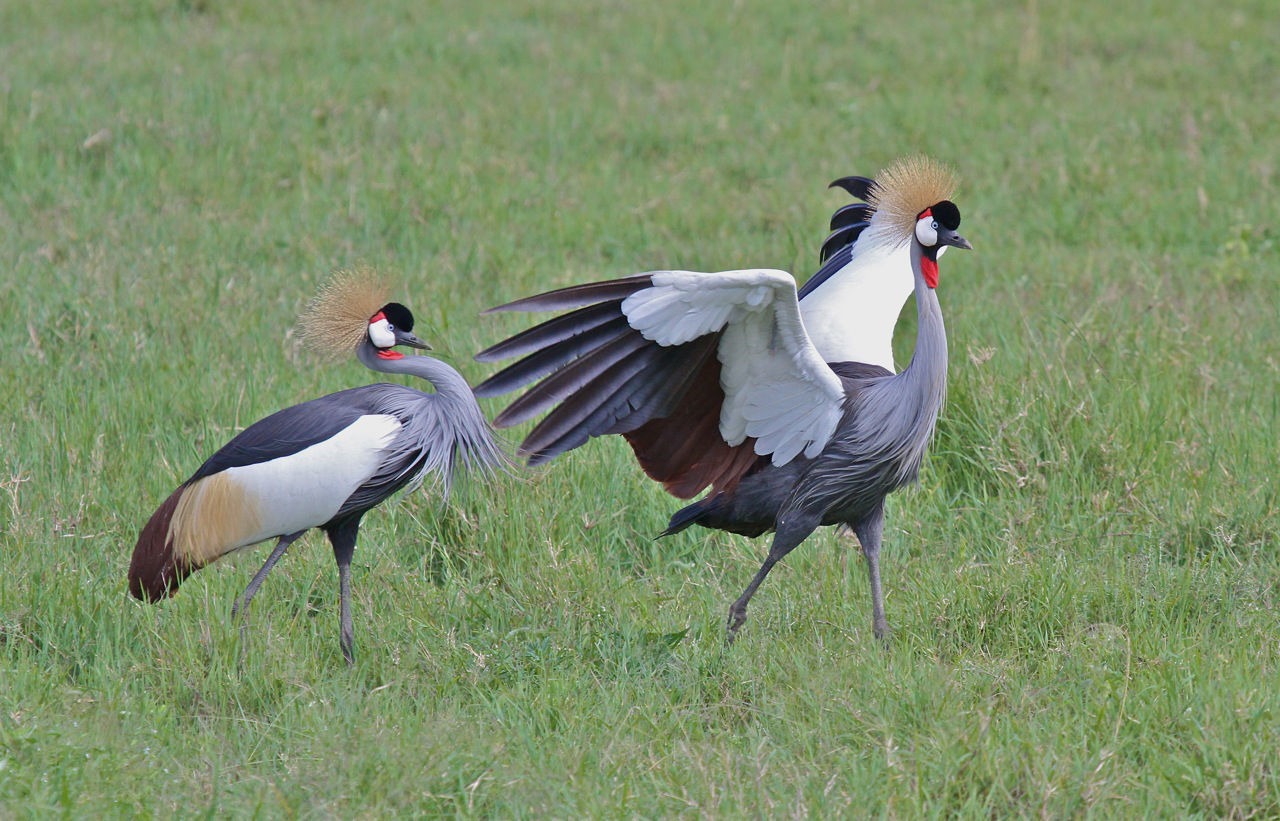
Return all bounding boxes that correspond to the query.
[661,493,772,539]
[128,486,192,601]
[128,473,262,602]
[661,499,709,537]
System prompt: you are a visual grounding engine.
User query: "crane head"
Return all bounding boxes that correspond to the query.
[913,200,971,289]
[914,201,971,252]
[865,156,968,257]
[298,266,430,360]
[368,302,430,360]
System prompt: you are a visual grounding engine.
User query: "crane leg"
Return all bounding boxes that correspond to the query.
[853,505,891,642]
[726,514,818,643]
[326,520,361,666]
[233,530,305,621]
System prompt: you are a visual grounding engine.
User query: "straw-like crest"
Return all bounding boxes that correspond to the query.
[867,156,958,244]
[298,265,391,359]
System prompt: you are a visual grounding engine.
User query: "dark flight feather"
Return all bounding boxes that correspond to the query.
[482,274,654,314]
[828,175,877,200]
[494,332,650,429]
[475,315,634,399]
[474,301,627,364]
[829,203,873,231]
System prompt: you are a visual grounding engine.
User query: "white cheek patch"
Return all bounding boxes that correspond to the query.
[368,318,395,348]
[915,217,938,247]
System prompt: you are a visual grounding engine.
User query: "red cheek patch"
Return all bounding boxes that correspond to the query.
[377,350,404,360]
[921,257,939,289]
[370,311,387,323]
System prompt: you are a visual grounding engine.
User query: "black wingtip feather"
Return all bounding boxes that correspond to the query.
[483,274,654,314]
[475,301,626,364]
[475,315,633,399]
[818,223,869,264]
[492,332,648,429]
[518,345,665,456]
[513,332,719,466]
[828,175,877,200]
[523,446,560,467]
[829,203,873,231]
[799,243,853,299]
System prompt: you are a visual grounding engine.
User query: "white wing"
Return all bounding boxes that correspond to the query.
[621,269,845,465]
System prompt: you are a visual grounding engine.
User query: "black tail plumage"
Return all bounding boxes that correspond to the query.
[662,497,712,537]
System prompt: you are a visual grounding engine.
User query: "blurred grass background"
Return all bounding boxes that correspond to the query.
[1,0,1278,814]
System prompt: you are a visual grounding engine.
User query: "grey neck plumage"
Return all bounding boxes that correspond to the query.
[854,239,949,480]
[357,342,477,407]
[355,341,508,485]
[899,240,948,415]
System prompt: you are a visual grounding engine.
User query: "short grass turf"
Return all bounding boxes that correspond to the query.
[2,0,1279,815]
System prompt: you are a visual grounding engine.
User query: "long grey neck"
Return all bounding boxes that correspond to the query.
[899,241,948,415]
[357,342,478,408]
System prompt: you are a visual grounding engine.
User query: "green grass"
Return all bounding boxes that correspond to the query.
[2,0,1279,814]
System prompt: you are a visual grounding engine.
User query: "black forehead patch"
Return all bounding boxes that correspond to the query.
[930,200,961,230]
[379,302,415,331]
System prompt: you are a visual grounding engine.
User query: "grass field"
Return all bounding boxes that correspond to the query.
[2,0,1279,815]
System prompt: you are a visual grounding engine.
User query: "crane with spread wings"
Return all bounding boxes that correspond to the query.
[476,157,971,641]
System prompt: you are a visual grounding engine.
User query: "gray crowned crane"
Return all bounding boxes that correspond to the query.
[128,270,505,663]
[474,156,971,641]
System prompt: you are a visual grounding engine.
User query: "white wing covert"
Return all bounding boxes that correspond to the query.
[621,269,844,466]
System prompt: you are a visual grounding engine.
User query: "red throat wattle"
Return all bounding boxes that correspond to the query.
[377,350,404,360]
[921,256,939,289]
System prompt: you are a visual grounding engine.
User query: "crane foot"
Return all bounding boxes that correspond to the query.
[725,603,748,644]
[339,628,355,666]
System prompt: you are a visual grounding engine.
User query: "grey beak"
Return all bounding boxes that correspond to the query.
[948,233,973,251]
[398,332,432,350]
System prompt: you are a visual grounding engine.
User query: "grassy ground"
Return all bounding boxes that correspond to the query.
[2,0,1278,815]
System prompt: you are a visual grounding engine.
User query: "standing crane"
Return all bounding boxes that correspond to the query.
[128,269,505,663]
[474,157,971,640]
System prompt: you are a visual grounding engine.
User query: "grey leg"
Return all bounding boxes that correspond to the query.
[337,558,354,665]
[853,505,891,642]
[233,531,305,620]
[326,519,361,666]
[726,514,818,643]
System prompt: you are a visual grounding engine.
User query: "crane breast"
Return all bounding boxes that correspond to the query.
[176,413,403,557]
[799,242,911,372]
